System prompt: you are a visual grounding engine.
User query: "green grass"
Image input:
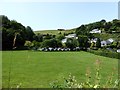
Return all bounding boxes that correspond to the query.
[93,33,120,41]
[2,51,118,88]
[34,29,75,35]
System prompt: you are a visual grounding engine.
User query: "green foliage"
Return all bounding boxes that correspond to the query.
[75,19,120,38]
[24,41,34,49]
[78,35,89,49]
[75,25,87,35]
[33,33,43,42]
[44,33,52,39]
[109,41,118,49]
[65,38,79,49]
[88,50,120,59]
[96,38,101,48]
[117,42,120,49]
[50,60,119,88]
[32,40,41,49]
[25,26,35,41]
[56,34,65,41]
[1,15,35,50]
[41,39,62,48]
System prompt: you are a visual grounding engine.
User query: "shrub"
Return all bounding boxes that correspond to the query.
[88,50,120,59]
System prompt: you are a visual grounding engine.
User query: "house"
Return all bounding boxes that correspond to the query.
[65,34,77,38]
[101,38,114,47]
[90,38,98,43]
[61,34,78,44]
[101,40,107,47]
[90,29,101,34]
[61,38,67,43]
[117,49,120,53]
[107,38,114,44]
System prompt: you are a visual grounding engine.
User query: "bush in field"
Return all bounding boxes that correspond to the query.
[24,41,34,49]
[50,60,119,89]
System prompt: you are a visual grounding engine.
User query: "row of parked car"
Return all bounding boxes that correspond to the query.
[37,47,82,51]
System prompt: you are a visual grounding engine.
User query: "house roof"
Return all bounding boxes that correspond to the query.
[65,34,76,38]
[61,38,67,43]
[107,38,114,43]
[90,29,101,33]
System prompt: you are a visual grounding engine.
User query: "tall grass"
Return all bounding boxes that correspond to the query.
[50,59,119,89]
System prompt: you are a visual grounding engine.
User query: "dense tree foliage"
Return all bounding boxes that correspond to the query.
[41,39,62,48]
[1,15,35,50]
[96,38,101,48]
[56,34,65,41]
[77,35,89,49]
[65,38,79,50]
[1,15,120,51]
[75,19,120,36]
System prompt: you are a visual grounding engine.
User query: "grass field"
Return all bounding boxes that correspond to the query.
[2,51,118,88]
[34,29,75,35]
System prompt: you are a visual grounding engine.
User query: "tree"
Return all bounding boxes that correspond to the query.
[34,33,43,42]
[104,22,112,32]
[56,34,65,41]
[75,25,86,35]
[24,41,34,49]
[100,19,106,23]
[41,39,62,48]
[96,38,101,48]
[1,15,35,50]
[109,41,117,49]
[25,26,35,41]
[32,40,41,49]
[78,35,89,49]
[65,38,78,50]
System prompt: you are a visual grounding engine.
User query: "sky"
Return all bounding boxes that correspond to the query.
[0,2,119,31]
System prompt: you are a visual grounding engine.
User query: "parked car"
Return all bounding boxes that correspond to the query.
[48,47,54,51]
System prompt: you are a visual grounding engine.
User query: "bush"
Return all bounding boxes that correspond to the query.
[88,50,120,59]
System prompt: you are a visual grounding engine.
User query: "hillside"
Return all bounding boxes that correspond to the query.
[34,19,120,41]
[34,29,76,35]
[1,15,120,51]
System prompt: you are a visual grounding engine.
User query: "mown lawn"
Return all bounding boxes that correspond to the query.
[2,51,118,88]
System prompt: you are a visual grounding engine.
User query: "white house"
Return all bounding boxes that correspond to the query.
[90,29,101,34]
[61,38,67,44]
[90,38,98,43]
[117,49,120,53]
[101,38,114,47]
[107,38,114,43]
[65,34,77,38]
[101,40,107,47]
[61,34,78,43]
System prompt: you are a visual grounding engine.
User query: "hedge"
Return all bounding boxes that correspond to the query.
[88,50,120,59]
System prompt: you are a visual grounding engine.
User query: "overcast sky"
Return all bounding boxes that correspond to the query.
[0,2,118,31]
